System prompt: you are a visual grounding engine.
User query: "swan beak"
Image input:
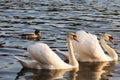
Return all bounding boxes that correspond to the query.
[109,37,114,44]
[73,36,79,42]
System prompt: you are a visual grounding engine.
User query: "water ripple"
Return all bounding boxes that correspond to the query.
[0,0,120,80]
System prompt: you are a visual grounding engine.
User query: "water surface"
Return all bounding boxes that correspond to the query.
[0,0,120,80]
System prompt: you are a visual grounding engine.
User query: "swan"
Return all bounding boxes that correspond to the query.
[14,32,79,69]
[57,30,118,62]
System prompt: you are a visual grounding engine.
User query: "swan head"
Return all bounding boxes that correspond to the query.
[67,32,79,42]
[102,33,114,44]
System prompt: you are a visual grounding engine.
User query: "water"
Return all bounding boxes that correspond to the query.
[0,0,120,80]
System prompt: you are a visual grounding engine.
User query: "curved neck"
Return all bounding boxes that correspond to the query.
[66,36,79,67]
[100,36,118,60]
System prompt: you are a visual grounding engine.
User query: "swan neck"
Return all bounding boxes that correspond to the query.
[100,36,118,60]
[66,36,78,67]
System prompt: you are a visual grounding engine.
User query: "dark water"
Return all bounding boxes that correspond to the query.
[0,0,120,80]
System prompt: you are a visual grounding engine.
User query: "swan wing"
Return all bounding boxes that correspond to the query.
[27,43,67,67]
[72,30,105,59]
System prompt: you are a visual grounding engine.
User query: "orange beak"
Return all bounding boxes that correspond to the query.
[109,37,114,44]
[73,36,79,42]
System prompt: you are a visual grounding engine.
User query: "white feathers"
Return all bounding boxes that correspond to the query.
[72,31,104,61]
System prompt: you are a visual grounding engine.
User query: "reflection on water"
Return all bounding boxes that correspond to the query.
[14,61,118,80]
[15,68,78,80]
[77,62,106,80]
[102,61,118,79]
[77,61,118,80]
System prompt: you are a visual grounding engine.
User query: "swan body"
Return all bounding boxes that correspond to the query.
[57,30,118,62]
[14,32,79,69]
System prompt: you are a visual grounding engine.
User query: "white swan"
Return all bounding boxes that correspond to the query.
[14,32,79,69]
[57,30,118,62]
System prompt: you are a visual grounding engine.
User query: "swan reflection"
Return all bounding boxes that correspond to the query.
[101,61,118,80]
[15,61,117,80]
[76,61,118,80]
[15,68,78,80]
